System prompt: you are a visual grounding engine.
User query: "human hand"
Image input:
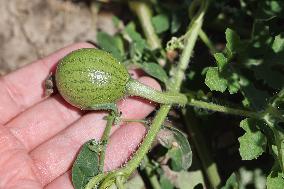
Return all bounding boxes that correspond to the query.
[0,43,160,189]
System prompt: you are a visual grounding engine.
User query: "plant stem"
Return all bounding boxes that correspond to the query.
[85,106,171,189]
[182,109,221,189]
[121,118,148,124]
[86,1,207,188]
[126,79,188,106]
[199,29,217,54]
[188,99,262,119]
[169,4,206,91]
[128,1,161,49]
[264,114,284,172]
[122,0,207,180]
[178,1,222,188]
[123,105,171,174]
[116,176,125,189]
[99,114,115,173]
[143,156,162,189]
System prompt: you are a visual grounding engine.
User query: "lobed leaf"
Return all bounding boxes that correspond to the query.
[225,28,241,56]
[267,164,284,189]
[238,119,267,160]
[214,52,228,72]
[205,67,228,92]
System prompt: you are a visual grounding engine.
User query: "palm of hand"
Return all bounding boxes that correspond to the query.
[0,43,159,189]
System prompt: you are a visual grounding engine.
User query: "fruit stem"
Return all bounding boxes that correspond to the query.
[98,113,115,173]
[126,78,188,106]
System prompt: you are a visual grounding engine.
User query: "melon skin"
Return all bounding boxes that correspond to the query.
[55,48,130,109]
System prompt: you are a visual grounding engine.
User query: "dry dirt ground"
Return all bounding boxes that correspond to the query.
[0,0,116,75]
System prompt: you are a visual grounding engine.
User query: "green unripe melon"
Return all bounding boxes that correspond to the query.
[55,48,130,109]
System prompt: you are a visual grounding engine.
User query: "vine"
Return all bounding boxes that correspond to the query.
[85,0,208,188]
[72,0,284,188]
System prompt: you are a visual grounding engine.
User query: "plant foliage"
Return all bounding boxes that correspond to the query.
[71,0,284,188]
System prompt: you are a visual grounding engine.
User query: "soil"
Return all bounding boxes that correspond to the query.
[0,0,115,75]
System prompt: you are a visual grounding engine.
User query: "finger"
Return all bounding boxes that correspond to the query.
[6,95,82,151]
[0,42,94,125]
[45,123,147,189]
[104,122,147,171]
[5,71,152,151]
[0,125,42,189]
[46,171,145,189]
[30,77,160,186]
[44,171,73,189]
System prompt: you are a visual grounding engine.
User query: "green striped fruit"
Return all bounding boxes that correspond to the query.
[55,48,130,110]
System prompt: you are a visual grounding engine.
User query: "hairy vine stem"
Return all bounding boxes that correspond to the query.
[143,156,162,189]
[188,98,262,119]
[122,0,208,182]
[168,1,207,91]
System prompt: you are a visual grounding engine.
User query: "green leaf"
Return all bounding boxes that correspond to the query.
[238,119,267,160]
[205,67,228,92]
[160,126,192,171]
[112,16,121,28]
[140,63,168,83]
[176,171,205,189]
[267,164,284,189]
[214,53,228,72]
[225,28,241,56]
[271,125,284,173]
[97,32,124,61]
[256,0,284,19]
[221,173,239,189]
[168,147,183,171]
[124,22,147,54]
[72,140,100,189]
[158,126,192,171]
[152,14,170,34]
[227,72,241,94]
[160,174,174,189]
[272,34,284,53]
[170,127,192,171]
